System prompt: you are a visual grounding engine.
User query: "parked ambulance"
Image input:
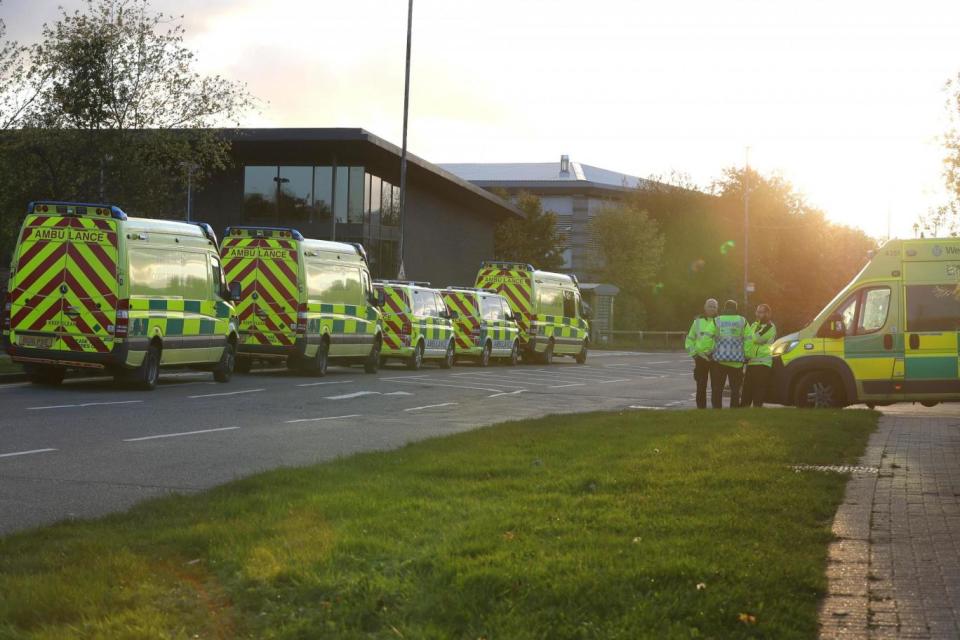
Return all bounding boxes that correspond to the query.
[475,261,590,364]
[220,227,382,376]
[770,238,960,407]
[2,201,239,389]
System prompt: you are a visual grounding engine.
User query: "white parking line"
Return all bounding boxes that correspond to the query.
[296,380,352,387]
[326,391,381,400]
[123,426,240,442]
[285,414,361,424]
[549,383,585,388]
[404,402,458,412]
[628,405,666,410]
[188,389,264,399]
[488,389,527,398]
[597,379,631,384]
[27,400,143,411]
[379,375,431,381]
[0,448,58,459]
[384,379,505,393]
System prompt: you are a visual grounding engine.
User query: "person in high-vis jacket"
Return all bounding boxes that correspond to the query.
[685,298,718,409]
[741,304,777,408]
[711,300,747,409]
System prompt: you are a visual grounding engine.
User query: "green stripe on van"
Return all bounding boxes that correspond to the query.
[905,357,959,380]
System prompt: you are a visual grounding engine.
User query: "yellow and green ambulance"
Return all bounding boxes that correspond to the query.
[374,280,455,370]
[475,261,590,364]
[2,201,239,389]
[770,238,960,408]
[440,286,521,366]
[220,227,382,376]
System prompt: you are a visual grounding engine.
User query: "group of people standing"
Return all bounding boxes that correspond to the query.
[685,299,777,409]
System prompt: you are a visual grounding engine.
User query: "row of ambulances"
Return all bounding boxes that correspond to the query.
[1,204,593,390]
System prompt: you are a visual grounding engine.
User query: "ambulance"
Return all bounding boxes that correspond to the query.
[2,201,239,389]
[220,227,382,376]
[440,287,521,366]
[770,238,960,407]
[374,280,456,370]
[475,261,591,364]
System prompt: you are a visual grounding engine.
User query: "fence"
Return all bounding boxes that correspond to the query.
[593,330,686,351]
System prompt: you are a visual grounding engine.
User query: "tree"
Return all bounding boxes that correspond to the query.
[590,195,666,328]
[493,192,565,270]
[0,0,255,262]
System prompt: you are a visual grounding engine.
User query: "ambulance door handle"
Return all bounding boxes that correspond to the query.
[909,334,920,350]
[883,334,893,350]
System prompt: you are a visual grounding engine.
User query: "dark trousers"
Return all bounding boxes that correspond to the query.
[693,356,712,409]
[711,363,743,408]
[741,365,772,408]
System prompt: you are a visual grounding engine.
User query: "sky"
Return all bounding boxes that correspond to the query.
[4,0,960,239]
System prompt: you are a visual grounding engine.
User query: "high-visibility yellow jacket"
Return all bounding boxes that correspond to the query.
[745,321,777,367]
[714,314,747,369]
[685,316,716,360]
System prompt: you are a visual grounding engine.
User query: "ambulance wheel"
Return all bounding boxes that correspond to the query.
[364,337,382,374]
[440,340,455,369]
[235,355,252,374]
[794,371,845,408]
[480,341,492,367]
[575,341,588,364]
[921,400,939,408]
[407,341,424,370]
[135,343,161,391]
[213,341,236,383]
[541,340,555,365]
[28,365,65,386]
[507,340,519,366]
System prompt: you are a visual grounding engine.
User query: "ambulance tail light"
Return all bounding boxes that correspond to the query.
[400,319,412,347]
[114,299,130,337]
[296,303,308,335]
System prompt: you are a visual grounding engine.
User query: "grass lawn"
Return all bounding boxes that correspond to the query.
[0,354,23,375]
[0,410,878,639]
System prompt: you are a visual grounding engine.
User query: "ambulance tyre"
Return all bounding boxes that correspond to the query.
[310,339,329,377]
[575,341,588,364]
[213,341,236,383]
[28,365,65,386]
[364,337,382,374]
[507,340,519,366]
[235,355,252,374]
[480,341,492,367]
[440,340,455,369]
[921,400,939,408]
[541,340,555,365]
[794,371,845,409]
[135,343,161,391]
[407,341,424,371]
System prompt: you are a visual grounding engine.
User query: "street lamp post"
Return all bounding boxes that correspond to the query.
[397,0,413,280]
[743,147,750,308]
[180,161,199,222]
[274,175,290,226]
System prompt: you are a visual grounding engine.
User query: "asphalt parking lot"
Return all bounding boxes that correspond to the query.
[0,350,695,534]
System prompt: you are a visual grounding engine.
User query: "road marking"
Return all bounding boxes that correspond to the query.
[285,414,361,424]
[404,402,458,412]
[0,448,58,459]
[188,388,264,399]
[27,400,143,411]
[123,426,240,442]
[384,379,505,393]
[597,379,631,384]
[549,382,585,388]
[628,405,666,410]
[379,375,431,381]
[326,391,381,400]
[488,389,527,398]
[384,391,414,396]
[297,380,351,387]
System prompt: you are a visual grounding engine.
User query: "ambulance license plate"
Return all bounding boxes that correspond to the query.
[18,335,54,349]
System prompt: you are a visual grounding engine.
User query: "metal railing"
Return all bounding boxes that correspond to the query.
[593,330,686,351]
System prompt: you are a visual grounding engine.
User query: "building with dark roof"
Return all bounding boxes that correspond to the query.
[195,128,522,285]
[441,156,654,278]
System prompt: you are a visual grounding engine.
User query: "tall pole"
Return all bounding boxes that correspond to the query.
[397,0,413,280]
[186,166,193,222]
[743,146,750,308]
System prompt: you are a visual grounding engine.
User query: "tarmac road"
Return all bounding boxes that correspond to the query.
[0,350,696,535]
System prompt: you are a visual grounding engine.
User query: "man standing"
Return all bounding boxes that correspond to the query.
[685,298,718,409]
[711,300,747,408]
[742,304,777,408]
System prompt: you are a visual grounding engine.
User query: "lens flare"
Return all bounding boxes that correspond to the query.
[720,240,736,255]
[690,258,706,272]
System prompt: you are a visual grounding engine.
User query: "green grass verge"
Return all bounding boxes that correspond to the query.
[0,354,22,375]
[0,410,878,639]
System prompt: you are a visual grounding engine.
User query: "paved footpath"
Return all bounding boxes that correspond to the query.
[820,404,960,639]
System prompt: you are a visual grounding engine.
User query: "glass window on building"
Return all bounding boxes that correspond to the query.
[243,166,278,222]
[334,166,348,223]
[277,166,313,226]
[313,166,333,222]
[363,172,372,222]
[369,175,382,224]
[348,166,365,224]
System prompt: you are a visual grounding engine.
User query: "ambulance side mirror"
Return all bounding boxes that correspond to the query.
[376,289,386,306]
[367,291,379,307]
[818,312,845,339]
[228,281,242,303]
